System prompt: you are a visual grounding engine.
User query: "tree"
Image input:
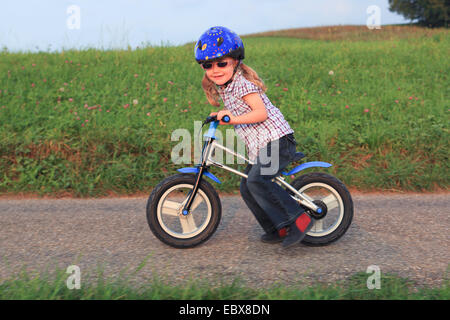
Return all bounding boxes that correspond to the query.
[388,0,449,27]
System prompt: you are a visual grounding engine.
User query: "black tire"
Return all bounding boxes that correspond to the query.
[146,173,222,248]
[288,172,353,246]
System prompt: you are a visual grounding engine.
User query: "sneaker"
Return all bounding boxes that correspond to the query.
[260,228,287,243]
[282,212,314,248]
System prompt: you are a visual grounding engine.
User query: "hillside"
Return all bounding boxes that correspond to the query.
[0,26,448,196]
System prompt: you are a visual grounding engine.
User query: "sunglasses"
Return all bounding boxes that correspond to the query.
[201,61,229,70]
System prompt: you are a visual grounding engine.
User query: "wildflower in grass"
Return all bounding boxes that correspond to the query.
[69,98,73,102]
[163,98,168,102]
[275,83,280,87]
[146,112,151,116]
[364,108,369,113]
[134,74,138,78]
[283,88,288,91]
[168,81,174,85]
[31,83,35,88]
[124,104,129,109]
[43,79,47,83]
[329,70,334,75]
[345,105,349,109]
[32,63,36,67]
[395,100,399,104]
[81,87,85,91]
[133,99,138,105]
[84,104,88,108]
[59,87,65,92]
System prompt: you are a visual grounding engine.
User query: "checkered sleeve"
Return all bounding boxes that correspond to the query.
[235,77,262,99]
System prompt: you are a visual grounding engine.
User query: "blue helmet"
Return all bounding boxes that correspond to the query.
[194,26,245,63]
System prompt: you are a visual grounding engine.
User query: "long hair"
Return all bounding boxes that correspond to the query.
[201,62,267,107]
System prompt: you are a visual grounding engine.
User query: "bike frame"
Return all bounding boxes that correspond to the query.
[178,120,325,216]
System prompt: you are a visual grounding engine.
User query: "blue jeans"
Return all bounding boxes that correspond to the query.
[239,133,305,233]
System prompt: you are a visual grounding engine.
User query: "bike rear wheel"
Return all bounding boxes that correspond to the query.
[288,172,353,246]
[146,174,222,248]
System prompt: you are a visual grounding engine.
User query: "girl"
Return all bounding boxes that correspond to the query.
[194,26,314,248]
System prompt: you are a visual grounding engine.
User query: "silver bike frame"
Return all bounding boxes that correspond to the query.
[203,139,321,212]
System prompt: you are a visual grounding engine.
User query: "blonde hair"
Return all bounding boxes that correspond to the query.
[201,62,267,107]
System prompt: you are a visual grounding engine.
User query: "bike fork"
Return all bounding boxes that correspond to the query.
[181,139,212,216]
[181,165,205,216]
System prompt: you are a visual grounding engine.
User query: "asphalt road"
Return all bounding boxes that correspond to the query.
[0,193,448,288]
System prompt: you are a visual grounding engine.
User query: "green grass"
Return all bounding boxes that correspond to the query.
[0,29,448,196]
[0,265,448,300]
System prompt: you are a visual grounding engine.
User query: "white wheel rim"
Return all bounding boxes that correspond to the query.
[297,182,344,237]
[157,184,212,239]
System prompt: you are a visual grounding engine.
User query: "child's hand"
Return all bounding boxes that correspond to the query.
[217,110,234,125]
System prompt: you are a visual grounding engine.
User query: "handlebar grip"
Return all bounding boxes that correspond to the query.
[205,115,217,123]
[204,114,230,125]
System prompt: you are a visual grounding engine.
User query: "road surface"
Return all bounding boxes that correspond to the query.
[0,193,448,288]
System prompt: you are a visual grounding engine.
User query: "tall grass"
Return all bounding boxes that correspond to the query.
[0,28,448,196]
[1,265,448,300]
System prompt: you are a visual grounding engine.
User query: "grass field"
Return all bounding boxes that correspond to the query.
[0,263,448,300]
[0,25,448,197]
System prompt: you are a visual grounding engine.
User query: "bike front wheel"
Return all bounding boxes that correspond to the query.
[289,172,354,246]
[146,173,222,248]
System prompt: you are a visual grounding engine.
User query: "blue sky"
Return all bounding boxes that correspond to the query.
[0,0,409,52]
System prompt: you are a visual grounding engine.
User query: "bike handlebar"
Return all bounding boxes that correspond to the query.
[203,114,230,125]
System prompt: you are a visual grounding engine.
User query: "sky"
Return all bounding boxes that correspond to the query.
[0,0,410,52]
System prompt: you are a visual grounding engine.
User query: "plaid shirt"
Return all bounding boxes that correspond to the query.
[217,69,294,162]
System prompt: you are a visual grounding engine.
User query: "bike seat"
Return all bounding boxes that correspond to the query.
[291,152,306,163]
[273,152,306,179]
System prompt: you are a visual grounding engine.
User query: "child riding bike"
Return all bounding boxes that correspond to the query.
[195,26,314,248]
